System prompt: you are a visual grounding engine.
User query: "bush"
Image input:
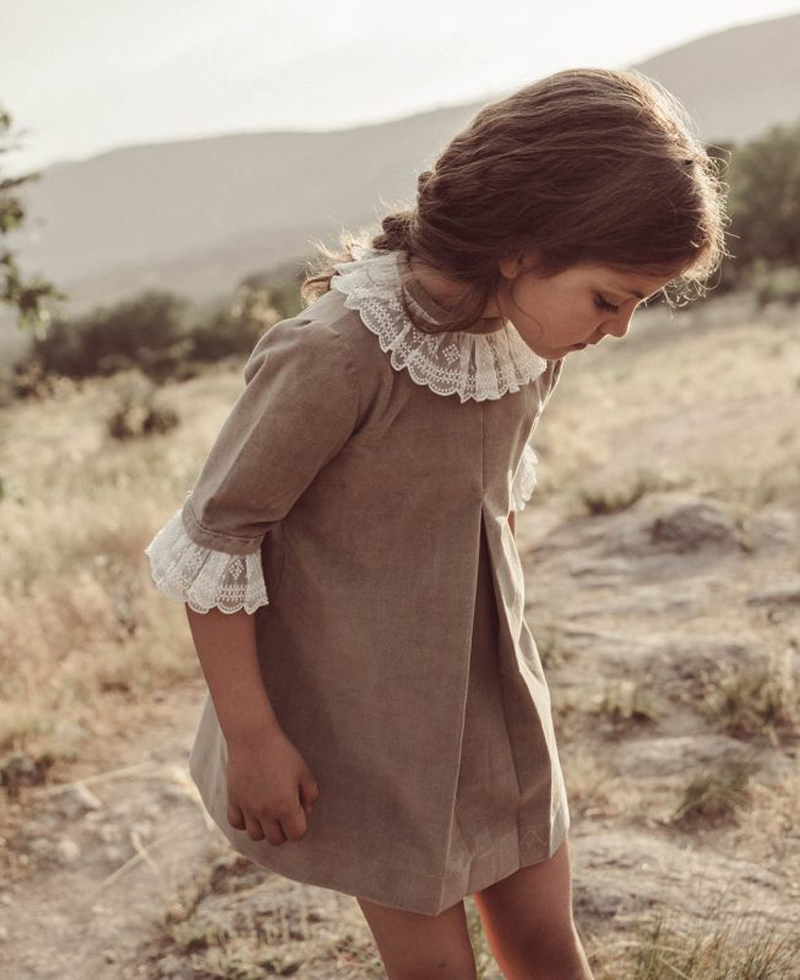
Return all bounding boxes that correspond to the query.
[190,305,269,363]
[14,280,294,393]
[751,262,800,308]
[105,370,180,440]
[28,290,192,381]
[727,121,800,271]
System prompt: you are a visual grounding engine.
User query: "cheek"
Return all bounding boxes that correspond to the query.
[511,278,545,319]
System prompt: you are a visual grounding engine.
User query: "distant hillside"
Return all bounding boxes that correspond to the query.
[3,11,799,342]
[634,13,800,146]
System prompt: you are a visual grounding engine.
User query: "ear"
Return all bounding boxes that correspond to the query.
[498,256,520,280]
[498,247,541,280]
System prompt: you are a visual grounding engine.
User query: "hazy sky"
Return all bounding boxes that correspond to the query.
[3,0,799,173]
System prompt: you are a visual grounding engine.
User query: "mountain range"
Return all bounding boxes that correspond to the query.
[5,11,800,332]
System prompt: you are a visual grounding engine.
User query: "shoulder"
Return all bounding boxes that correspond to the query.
[292,285,396,390]
[244,305,349,379]
[230,307,363,437]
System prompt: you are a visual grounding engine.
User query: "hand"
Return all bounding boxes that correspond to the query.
[225,727,320,845]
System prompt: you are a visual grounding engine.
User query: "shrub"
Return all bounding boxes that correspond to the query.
[105,370,180,440]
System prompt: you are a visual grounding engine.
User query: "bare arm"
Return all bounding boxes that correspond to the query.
[185,605,320,844]
[185,606,281,746]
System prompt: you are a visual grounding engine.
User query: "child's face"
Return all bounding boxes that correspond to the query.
[495,256,678,359]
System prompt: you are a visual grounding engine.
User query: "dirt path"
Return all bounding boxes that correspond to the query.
[0,680,216,979]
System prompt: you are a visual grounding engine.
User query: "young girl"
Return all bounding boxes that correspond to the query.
[145,67,728,979]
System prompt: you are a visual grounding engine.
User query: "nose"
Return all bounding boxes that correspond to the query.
[601,301,638,339]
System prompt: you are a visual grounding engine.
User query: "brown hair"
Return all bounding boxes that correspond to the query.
[300,67,731,334]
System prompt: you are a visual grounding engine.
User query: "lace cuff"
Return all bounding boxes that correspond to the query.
[510,443,539,512]
[144,508,269,614]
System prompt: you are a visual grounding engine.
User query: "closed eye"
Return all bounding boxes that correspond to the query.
[594,294,620,314]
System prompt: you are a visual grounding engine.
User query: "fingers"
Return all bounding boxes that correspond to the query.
[261,818,288,846]
[227,802,245,830]
[226,771,320,846]
[244,813,266,841]
[240,811,287,845]
[301,773,320,810]
[227,802,302,845]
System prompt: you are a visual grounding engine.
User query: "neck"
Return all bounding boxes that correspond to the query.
[408,257,505,324]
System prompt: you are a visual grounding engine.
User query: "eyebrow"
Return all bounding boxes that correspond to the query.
[609,284,645,300]
[608,284,662,302]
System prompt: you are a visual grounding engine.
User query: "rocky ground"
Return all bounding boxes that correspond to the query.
[1,295,799,978]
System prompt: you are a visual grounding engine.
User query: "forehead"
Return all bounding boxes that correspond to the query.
[574,262,675,295]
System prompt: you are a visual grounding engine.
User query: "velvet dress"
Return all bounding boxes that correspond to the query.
[144,240,570,916]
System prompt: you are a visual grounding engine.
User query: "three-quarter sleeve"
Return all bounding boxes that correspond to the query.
[510,356,565,513]
[510,442,540,512]
[144,315,360,614]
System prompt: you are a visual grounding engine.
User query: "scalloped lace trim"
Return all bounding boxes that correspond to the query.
[329,244,550,403]
[510,442,539,512]
[144,507,269,615]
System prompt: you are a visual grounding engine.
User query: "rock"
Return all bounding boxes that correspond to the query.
[536,491,745,565]
[553,627,661,676]
[108,800,134,820]
[161,782,192,802]
[611,734,761,778]
[29,838,52,857]
[0,751,53,793]
[552,580,709,616]
[57,782,103,820]
[103,845,128,864]
[0,924,9,942]
[142,801,163,820]
[747,508,799,551]
[571,831,795,933]
[746,576,800,606]
[98,823,124,844]
[648,496,742,553]
[657,637,753,683]
[55,839,81,865]
[129,820,154,841]
[158,953,192,978]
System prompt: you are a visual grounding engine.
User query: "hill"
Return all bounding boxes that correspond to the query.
[3,11,799,338]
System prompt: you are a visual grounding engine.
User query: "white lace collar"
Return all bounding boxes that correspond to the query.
[329,244,551,403]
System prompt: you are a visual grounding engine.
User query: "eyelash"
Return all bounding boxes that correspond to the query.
[595,294,620,313]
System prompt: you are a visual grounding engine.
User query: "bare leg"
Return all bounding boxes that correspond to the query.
[473,835,594,980]
[356,894,478,980]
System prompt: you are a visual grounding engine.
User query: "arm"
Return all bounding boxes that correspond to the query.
[185,606,281,746]
[145,318,358,844]
[185,604,320,844]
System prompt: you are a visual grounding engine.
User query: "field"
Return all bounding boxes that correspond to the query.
[1,292,798,978]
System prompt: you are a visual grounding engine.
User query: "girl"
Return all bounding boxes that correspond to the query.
[145,67,728,979]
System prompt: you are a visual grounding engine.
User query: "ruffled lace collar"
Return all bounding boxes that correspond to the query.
[329,244,551,403]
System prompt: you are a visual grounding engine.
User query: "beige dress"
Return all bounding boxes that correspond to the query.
[145,242,570,916]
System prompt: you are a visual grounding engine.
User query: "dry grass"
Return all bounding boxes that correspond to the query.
[559,745,629,820]
[576,467,685,516]
[146,851,388,980]
[591,890,799,979]
[669,757,760,826]
[531,620,578,670]
[699,646,799,746]
[0,369,236,755]
[588,679,662,730]
[2,297,800,977]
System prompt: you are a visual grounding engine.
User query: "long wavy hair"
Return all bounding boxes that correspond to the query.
[300,67,731,335]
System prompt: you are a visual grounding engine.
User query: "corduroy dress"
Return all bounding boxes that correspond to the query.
[145,242,570,916]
